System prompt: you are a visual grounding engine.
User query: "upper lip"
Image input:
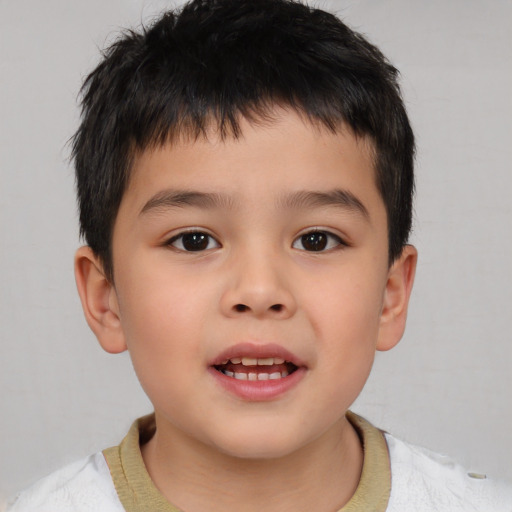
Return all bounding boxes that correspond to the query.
[211,342,306,367]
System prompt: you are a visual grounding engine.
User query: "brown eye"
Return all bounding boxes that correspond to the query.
[169,231,220,251]
[301,232,327,251]
[292,231,344,252]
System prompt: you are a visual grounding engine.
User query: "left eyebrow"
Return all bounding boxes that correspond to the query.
[278,189,370,219]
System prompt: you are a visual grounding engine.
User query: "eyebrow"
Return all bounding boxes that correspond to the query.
[278,189,369,219]
[140,190,235,215]
[140,188,369,219]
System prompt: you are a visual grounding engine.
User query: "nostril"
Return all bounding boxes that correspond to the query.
[232,303,285,314]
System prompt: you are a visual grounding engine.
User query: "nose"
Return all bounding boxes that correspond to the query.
[220,250,297,320]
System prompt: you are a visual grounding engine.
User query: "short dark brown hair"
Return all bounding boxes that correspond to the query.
[73,0,415,281]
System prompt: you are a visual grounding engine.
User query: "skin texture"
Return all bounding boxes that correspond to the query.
[75,110,417,511]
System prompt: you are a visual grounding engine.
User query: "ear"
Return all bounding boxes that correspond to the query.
[376,245,417,352]
[74,246,127,354]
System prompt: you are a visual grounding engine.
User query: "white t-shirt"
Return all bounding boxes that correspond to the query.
[7,414,512,512]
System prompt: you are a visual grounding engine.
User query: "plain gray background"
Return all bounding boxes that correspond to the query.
[1,0,511,502]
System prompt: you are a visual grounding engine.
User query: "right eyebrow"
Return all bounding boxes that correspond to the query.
[140,189,235,215]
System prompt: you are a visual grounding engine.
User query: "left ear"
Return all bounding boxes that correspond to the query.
[376,245,417,352]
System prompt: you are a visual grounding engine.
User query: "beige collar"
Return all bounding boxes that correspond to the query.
[103,412,390,512]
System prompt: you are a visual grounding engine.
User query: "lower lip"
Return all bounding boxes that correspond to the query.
[208,367,306,401]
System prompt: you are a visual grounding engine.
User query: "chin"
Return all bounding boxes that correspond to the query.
[218,442,300,461]
[206,425,306,461]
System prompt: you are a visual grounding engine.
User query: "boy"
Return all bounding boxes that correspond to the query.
[7,0,512,510]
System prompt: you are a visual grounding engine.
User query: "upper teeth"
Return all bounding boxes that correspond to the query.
[221,357,286,366]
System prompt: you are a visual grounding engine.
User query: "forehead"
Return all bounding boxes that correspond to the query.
[121,109,382,220]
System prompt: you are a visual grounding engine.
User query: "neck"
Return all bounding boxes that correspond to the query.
[141,415,363,512]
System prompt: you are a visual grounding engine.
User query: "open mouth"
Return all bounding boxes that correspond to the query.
[214,357,298,381]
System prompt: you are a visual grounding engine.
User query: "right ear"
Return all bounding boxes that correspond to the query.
[74,246,127,354]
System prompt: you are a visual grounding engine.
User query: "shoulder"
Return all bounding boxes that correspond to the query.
[385,433,512,512]
[6,452,124,512]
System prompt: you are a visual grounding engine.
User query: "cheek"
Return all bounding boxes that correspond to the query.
[306,269,385,340]
[118,257,215,328]
[305,270,385,390]
[114,265,216,381]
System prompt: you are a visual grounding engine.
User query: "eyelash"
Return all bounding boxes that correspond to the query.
[166,229,346,253]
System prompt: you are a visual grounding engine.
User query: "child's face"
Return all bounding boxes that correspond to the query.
[84,109,414,459]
